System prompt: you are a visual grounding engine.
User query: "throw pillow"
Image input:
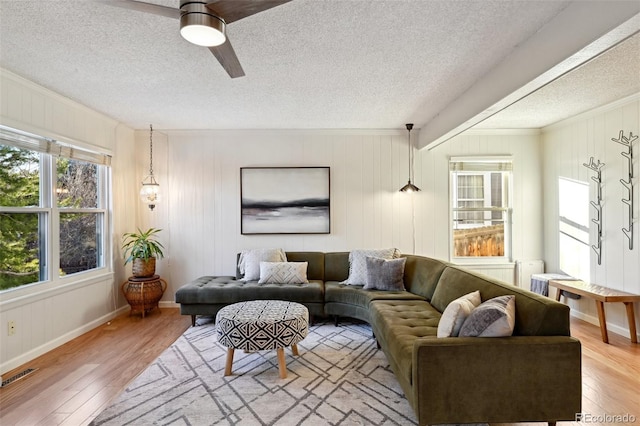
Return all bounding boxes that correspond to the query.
[341,248,400,285]
[363,257,406,291]
[238,248,287,281]
[258,262,309,284]
[437,290,482,337]
[458,295,516,337]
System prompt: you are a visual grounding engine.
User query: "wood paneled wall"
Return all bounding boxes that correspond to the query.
[542,95,640,339]
[414,130,544,264]
[137,129,544,301]
[0,69,136,374]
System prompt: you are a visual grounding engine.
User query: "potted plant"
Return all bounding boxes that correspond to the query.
[122,227,165,278]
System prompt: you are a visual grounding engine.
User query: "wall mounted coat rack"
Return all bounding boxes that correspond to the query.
[583,156,605,264]
[611,130,637,250]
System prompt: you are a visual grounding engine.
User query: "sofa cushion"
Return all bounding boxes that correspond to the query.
[341,248,400,285]
[285,252,325,281]
[324,252,350,282]
[437,290,481,337]
[175,276,324,304]
[324,281,424,308]
[258,262,308,284]
[369,300,441,386]
[459,295,516,337]
[401,255,449,301]
[364,257,406,291]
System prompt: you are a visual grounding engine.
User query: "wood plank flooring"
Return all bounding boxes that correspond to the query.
[0,309,638,425]
[0,308,190,426]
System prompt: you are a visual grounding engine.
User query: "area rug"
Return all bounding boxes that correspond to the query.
[91,318,419,425]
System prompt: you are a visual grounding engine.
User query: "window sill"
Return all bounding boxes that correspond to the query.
[0,270,114,309]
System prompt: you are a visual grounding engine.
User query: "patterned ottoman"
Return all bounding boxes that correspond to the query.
[216,300,309,378]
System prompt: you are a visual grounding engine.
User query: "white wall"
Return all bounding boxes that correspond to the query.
[0,69,136,374]
[415,130,544,282]
[541,95,640,339]
[139,128,544,302]
[136,130,416,300]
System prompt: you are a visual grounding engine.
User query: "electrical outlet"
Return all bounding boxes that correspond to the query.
[8,320,16,336]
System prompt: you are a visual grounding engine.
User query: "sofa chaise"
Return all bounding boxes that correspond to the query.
[175,251,582,425]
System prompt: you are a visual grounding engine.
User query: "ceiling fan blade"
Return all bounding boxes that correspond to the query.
[205,0,292,24]
[209,39,245,78]
[98,0,180,19]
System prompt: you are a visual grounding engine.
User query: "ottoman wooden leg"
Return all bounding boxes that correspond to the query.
[291,343,299,356]
[224,348,235,376]
[277,348,287,379]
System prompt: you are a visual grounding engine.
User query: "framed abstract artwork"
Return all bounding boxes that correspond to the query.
[240,167,330,234]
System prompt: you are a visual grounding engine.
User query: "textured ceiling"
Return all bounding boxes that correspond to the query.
[0,0,638,138]
[476,32,640,129]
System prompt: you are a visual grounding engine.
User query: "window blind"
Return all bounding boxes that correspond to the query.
[0,125,111,166]
[449,157,512,172]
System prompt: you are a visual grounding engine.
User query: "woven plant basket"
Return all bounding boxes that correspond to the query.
[132,257,156,278]
[121,276,167,317]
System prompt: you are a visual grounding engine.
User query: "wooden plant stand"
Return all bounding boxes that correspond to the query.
[122,275,167,318]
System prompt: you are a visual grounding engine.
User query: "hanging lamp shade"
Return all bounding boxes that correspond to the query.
[400,180,420,193]
[140,175,160,210]
[400,123,420,192]
[140,124,160,210]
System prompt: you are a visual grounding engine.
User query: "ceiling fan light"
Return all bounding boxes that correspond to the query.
[180,22,226,47]
[180,2,226,47]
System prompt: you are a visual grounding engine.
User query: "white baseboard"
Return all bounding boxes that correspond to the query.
[0,306,129,375]
[570,310,639,341]
[159,300,179,309]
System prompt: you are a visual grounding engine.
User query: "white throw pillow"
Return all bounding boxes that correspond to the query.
[258,262,309,284]
[459,295,516,337]
[437,290,482,337]
[238,248,287,281]
[341,248,400,285]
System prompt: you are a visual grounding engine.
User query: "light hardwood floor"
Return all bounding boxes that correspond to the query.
[0,309,638,426]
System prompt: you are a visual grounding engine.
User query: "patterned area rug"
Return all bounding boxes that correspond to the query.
[91,318,419,425]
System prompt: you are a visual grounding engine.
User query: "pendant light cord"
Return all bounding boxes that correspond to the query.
[149,124,154,176]
[407,123,414,183]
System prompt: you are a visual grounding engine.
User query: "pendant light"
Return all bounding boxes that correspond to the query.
[400,123,420,192]
[140,124,160,211]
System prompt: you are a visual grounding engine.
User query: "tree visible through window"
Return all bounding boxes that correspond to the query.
[450,157,512,260]
[0,126,110,291]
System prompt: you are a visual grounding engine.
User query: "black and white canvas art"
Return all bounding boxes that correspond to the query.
[241,167,330,234]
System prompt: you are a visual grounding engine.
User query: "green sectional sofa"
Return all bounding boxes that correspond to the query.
[175,251,582,425]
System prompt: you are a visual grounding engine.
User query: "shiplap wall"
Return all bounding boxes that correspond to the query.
[137,129,544,301]
[0,69,136,374]
[542,95,640,339]
[136,130,415,298]
[414,130,544,282]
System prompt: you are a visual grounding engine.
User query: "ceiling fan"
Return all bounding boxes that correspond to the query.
[101,0,292,78]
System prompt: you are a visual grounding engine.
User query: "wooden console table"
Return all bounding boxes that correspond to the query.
[121,275,167,318]
[549,279,640,344]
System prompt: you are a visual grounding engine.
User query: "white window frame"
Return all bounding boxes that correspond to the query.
[449,156,513,264]
[0,125,112,294]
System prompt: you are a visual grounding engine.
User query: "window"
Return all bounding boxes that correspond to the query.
[450,157,512,261]
[0,126,111,291]
[558,177,590,281]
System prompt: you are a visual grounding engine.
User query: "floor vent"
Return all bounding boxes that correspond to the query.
[1,368,38,387]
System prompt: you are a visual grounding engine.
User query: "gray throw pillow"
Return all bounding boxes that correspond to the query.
[459,295,516,337]
[364,256,406,291]
[341,248,400,285]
